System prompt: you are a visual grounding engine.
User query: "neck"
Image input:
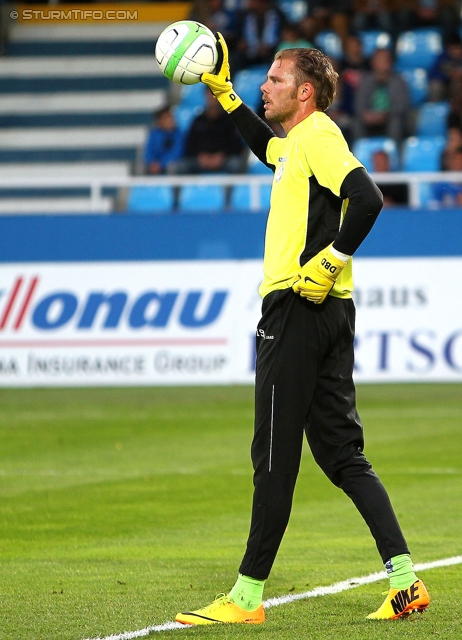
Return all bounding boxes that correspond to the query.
[281,106,319,134]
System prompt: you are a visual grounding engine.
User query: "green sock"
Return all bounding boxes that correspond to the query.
[228,573,265,611]
[386,554,417,590]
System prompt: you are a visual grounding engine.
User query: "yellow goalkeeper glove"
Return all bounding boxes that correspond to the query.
[201,32,242,113]
[292,244,349,304]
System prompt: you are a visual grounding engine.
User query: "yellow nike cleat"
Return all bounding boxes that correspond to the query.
[175,594,265,625]
[367,579,430,620]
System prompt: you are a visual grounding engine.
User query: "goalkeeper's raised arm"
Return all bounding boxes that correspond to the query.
[201,32,277,171]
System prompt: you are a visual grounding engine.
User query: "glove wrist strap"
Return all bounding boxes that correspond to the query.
[217,90,242,113]
[330,246,350,263]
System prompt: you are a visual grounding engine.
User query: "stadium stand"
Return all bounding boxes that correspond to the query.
[416,101,450,137]
[172,104,204,134]
[0,21,169,213]
[402,136,446,172]
[230,183,272,210]
[232,66,268,112]
[176,82,207,109]
[352,137,399,173]
[126,184,175,213]
[178,184,226,212]
[277,0,308,24]
[314,31,343,59]
[0,9,459,214]
[399,68,429,106]
[358,30,391,57]
[395,28,443,71]
[247,152,273,175]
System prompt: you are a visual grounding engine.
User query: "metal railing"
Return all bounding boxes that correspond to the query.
[0,171,461,213]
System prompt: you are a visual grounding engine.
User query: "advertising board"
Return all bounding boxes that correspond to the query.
[0,258,461,385]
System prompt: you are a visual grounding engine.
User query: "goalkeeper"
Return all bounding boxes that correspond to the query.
[176,36,430,625]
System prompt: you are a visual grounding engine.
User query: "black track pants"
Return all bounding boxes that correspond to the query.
[239,289,409,580]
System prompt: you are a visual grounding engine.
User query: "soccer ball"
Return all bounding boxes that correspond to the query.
[155,20,219,85]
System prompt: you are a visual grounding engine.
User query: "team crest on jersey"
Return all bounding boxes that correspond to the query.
[275,157,286,182]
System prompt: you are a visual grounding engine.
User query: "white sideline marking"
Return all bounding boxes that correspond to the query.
[84,555,462,640]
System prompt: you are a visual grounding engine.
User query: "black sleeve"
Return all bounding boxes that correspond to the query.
[229,103,277,170]
[333,167,383,256]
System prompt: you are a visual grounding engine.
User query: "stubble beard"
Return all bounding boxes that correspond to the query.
[264,87,298,126]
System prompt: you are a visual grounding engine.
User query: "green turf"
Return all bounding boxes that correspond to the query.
[0,384,461,640]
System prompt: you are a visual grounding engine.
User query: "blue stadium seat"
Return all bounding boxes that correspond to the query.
[395,28,442,70]
[402,136,445,172]
[126,185,175,212]
[233,67,267,111]
[178,83,207,108]
[400,68,428,106]
[230,184,252,209]
[178,184,226,212]
[416,101,449,137]
[260,184,272,208]
[247,153,274,175]
[352,137,399,172]
[230,184,271,210]
[418,182,434,207]
[172,104,203,133]
[277,0,308,23]
[314,31,343,59]
[359,30,391,57]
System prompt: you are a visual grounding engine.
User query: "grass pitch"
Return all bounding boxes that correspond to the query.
[0,384,461,640]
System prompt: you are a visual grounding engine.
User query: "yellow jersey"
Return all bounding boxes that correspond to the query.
[259,110,363,299]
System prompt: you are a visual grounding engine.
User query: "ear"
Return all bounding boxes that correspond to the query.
[299,82,314,103]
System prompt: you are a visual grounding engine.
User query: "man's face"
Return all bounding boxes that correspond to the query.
[450,151,462,171]
[260,58,300,124]
[372,49,392,74]
[158,111,175,130]
[448,43,462,61]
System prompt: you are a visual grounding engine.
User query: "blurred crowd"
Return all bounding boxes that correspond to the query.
[144,0,462,207]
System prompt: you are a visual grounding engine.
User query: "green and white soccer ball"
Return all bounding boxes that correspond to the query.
[155,20,219,85]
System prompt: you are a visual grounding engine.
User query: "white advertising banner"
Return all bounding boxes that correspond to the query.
[353,257,462,382]
[0,261,262,386]
[0,257,461,386]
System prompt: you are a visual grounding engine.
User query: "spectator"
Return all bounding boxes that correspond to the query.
[447,77,462,133]
[428,32,462,102]
[339,32,369,76]
[351,0,394,36]
[327,58,354,143]
[143,107,184,175]
[430,145,462,207]
[330,33,370,142]
[372,149,409,206]
[308,0,352,46]
[353,48,410,143]
[276,23,314,53]
[233,0,286,71]
[168,89,246,174]
[190,0,239,50]
[441,126,462,169]
[298,15,319,48]
[405,0,460,42]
